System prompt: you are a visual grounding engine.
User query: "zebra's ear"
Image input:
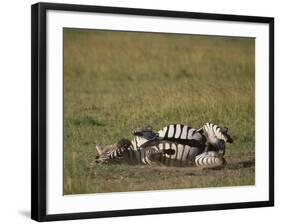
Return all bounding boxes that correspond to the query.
[96,144,103,155]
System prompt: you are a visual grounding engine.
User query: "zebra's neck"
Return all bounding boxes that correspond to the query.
[131,136,151,149]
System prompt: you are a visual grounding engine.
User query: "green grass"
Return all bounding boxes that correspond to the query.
[63,29,255,195]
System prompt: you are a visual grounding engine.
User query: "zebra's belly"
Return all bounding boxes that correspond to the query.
[154,144,204,166]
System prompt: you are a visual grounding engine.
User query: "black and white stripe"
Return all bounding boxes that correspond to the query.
[145,141,225,168]
[200,122,233,155]
[96,138,194,166]
[195,151,226,168]
[95,142,125,163]
[128,136,157,164]
[130,125,204,165]
[127,140,226,168]
[201,122,233,143]
[156,122,233,152]
[158,124,198,140]
[148,141,199,166]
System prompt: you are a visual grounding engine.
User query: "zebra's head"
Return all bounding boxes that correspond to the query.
[132,126,158,140]
[95,139,132,164]
[200,122,233,155]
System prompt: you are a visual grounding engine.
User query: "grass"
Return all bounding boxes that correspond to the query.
[63,28,255,195]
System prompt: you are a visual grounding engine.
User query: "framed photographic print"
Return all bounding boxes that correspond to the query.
[31,2,274,222]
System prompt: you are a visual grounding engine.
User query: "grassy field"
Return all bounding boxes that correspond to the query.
[63,28,255,195]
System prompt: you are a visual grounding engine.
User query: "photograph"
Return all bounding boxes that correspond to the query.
[63,28,255,195]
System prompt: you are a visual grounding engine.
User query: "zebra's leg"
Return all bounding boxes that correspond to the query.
[143,148,153,165]
[143,147,163,165]
[195,151,226,169]
[144,154,152,165]
[133,148,141,163]
[139,147,149,165]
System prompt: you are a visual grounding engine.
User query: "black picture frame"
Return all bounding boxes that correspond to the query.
[31,2,274,222]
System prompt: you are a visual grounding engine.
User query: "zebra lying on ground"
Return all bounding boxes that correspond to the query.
[95,122,233,168]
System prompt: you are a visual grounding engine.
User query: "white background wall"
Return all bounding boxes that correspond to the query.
[0,0,279,223]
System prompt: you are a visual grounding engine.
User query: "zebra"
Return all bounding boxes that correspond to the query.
[95,123,233,168]
[96,137,226,168]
